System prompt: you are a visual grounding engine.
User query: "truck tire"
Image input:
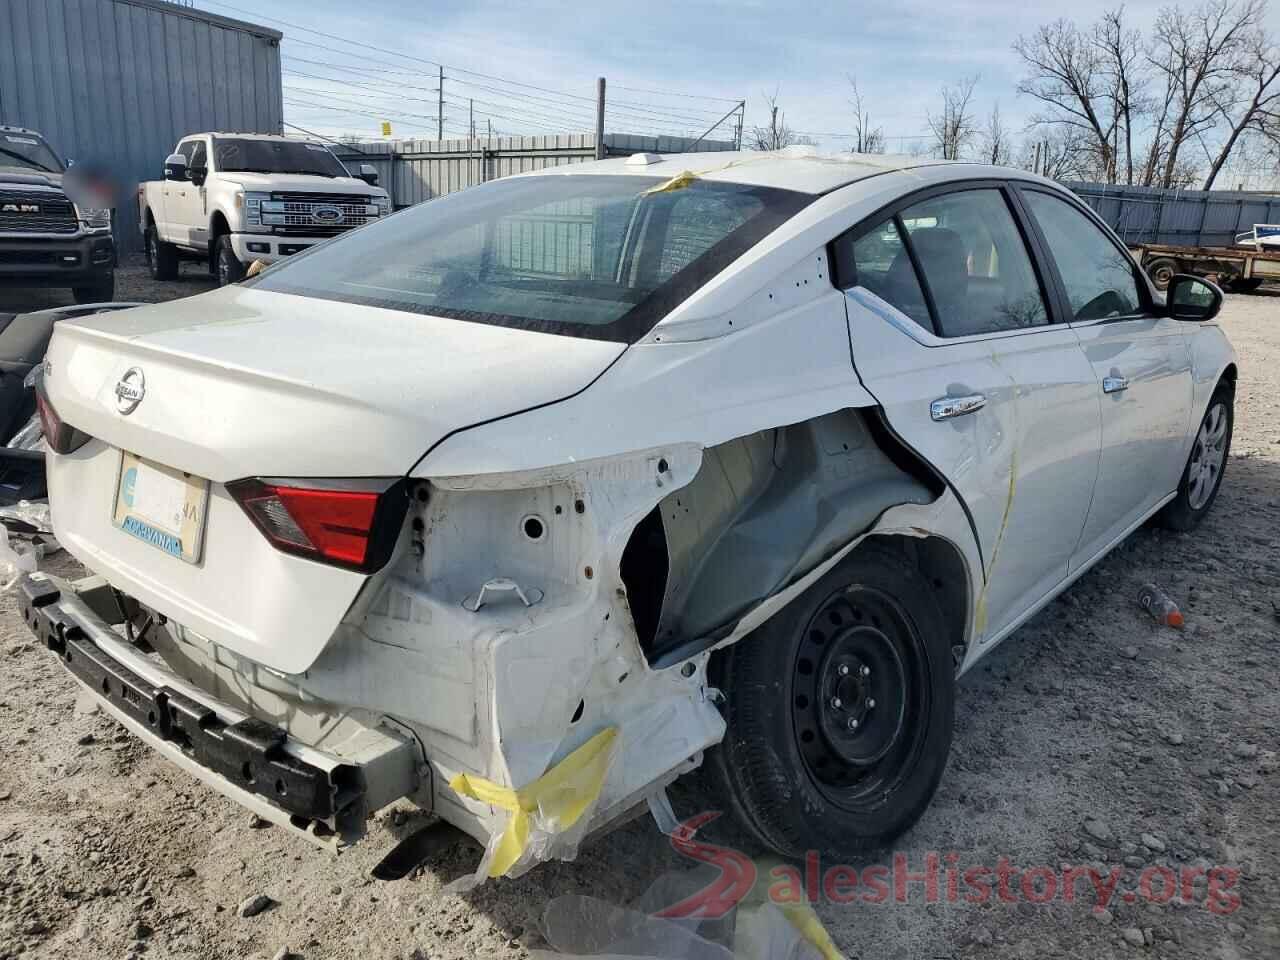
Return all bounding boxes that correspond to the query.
[215,236,245,286]
[72,275,115,305]
[709,543,954,858]
[146,226,178,281]
[1145,257,1179,291]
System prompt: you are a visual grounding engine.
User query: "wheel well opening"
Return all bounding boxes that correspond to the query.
[866,534,970,671]
[619,506,668,652]
[1220,363,1237,390]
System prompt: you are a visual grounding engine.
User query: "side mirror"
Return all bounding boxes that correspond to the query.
[163,153,187,181]
[1167,274,1223,322]
[357,163,379,186]
[189,165,207,187]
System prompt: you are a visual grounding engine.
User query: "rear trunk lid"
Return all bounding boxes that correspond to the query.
[45,284,624,482]
[43,286,624,673]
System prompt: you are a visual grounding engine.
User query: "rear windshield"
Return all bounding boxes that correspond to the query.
[250,174,814,342]
[212,138,348,178]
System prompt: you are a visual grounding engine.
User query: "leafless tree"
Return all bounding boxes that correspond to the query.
[927,75,980,160]
[1200,27,1280,187]
[1014,19,1120,180]
[847,74,886,153]
[983,102,1014,165]
[1148,0,1265,188]
[748,91,813,151]
[1095,8,1148,184]
[1019,125,1107,180]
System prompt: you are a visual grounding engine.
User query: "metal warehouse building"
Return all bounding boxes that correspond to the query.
[0,0,283,250]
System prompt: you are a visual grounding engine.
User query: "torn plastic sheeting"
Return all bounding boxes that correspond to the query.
[447,726,618,888]
[0,525,37,592]
[0,499,53,534]
[531,869,846,960]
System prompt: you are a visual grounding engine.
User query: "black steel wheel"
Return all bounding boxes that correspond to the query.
[1145,257,1179,291]
[711,543,955,858]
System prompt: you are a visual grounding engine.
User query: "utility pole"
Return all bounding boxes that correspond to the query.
[595,77,606,160]
[770,104,778,149]
[469,99,475,140]
[437,66,444,141]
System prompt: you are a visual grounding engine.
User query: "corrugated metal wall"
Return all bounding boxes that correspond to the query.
[333,133,738,209]
[1068,181,1280,249]
[0,0,283,251]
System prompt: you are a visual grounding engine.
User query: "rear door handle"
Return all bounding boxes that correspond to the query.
[930,394,986,421]
[1103,376,1129,394]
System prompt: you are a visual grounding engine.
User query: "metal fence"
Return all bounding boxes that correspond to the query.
[1067,181,1280,249]
[331,133,737,210]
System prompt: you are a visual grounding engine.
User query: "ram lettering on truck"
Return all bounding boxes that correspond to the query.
[137,133,391,285]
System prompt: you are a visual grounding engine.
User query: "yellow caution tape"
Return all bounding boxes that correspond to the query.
[449,727,618,878]
[776,901,845,960]
[643,170,700,194]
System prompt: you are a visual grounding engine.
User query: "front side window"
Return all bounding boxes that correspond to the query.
[834,218,933,331]
[213,138,349,178]
[0,132,63,173]
[189,141,207,171]
[899,189,1048,337]
[1023,190,1142,321]
[251,174,812,342]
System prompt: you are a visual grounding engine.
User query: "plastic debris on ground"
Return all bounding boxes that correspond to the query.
[0,499,53,534]
[1137,582,1184,627]
[445,727,619,891]
[0,525,39,591]
[529,866,845,960]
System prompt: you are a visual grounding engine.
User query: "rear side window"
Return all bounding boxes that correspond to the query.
[899,189,1048,337]
[1023,190,1142,320]
[252,174,812,343]
[834,218,933,331]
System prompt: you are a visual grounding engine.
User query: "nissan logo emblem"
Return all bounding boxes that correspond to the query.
[114,367,145,415]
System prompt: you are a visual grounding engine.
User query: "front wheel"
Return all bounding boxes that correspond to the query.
[1159,385,1233,531]
[146,227,178,281]
[72,274,115,304]
[709,543,955,858]
[215,236,245,286]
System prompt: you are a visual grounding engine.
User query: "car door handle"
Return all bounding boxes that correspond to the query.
[930,394,986,421]
[1103,376,1129,394]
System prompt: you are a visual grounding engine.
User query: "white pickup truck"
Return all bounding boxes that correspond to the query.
[137,133,391,285]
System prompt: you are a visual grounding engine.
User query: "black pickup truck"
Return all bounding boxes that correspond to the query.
[0,125,115,304]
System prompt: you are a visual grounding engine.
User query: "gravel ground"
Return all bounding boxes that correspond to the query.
[0,271,1276,960]
[0,254,216,313]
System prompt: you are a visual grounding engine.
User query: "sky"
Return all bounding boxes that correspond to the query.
[194,0,1280,157]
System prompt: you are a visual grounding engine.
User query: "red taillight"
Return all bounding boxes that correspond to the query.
[227,479,406,572]
[35,378,91,455]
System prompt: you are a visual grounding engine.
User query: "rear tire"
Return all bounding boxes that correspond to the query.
[709,543,955,858]
[72,274,115,304]
[1145,257,1179,291]
[146,226,178,281]
[215,235,245,286]
[1159,384,1233,531]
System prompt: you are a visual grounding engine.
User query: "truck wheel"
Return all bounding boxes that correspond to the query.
[1145,257,1179,291]
[215,236,246,286]
[72,275,115,304]
[709,543,954,858]
[146,227,178,281]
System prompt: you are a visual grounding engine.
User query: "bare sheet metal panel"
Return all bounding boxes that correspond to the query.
[0,0,283,252]
[333,132,737,210]
[1068,181,1280,249]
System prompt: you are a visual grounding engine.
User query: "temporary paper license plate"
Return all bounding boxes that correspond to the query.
[112,452,210,564]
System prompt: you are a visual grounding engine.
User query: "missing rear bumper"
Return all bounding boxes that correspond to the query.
[18,573,417,847]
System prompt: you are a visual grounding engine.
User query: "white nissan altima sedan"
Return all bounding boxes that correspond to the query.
[25,148,1235,878]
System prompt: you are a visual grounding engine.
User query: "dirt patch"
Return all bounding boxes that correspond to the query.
[0,288,1276,959]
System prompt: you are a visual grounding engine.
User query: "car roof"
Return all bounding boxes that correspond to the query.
[519,147,983,196]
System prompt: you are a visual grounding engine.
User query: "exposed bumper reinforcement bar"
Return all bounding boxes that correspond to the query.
[17,573,417,848]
